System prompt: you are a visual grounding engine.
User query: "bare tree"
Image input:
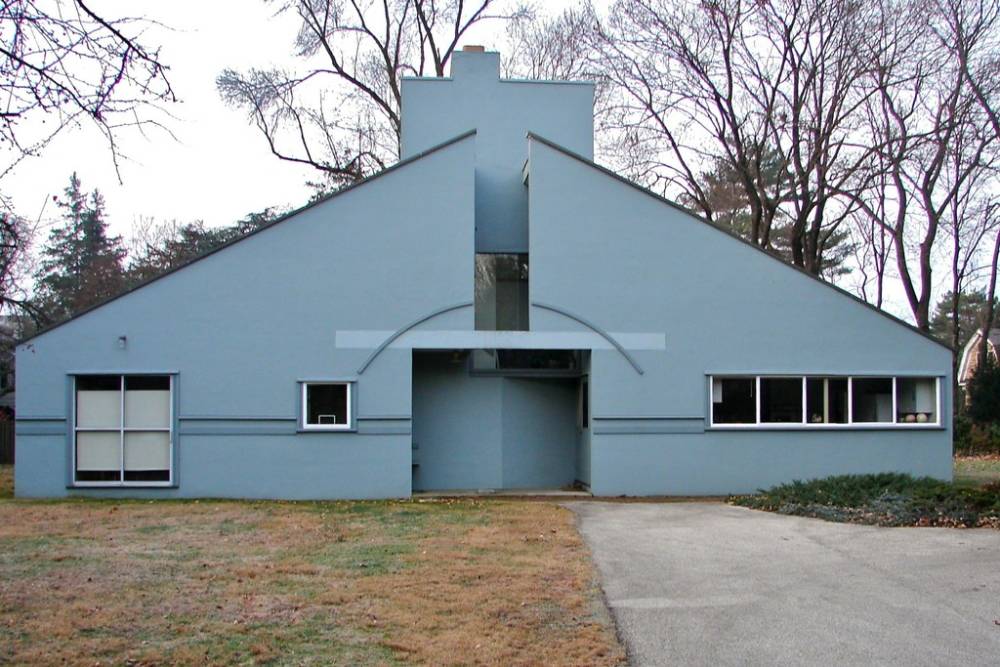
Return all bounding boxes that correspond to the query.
[0,212,42,323]
[848,0,998,331]
[502,2,598,81]
[0,0,175,180]
[218,0,530,193]
[933,0,1000,357]
[594,0,879,277]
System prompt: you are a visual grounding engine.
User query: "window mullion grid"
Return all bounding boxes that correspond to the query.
[301,382,308,428]
[935,377,941,426]
[118,375,125,485]
[801,376,807,425]
[346,383,353,430]
[755,376,761,425]
[847,376,854,425]
[72,376,78,481]
[708,375,714,427]
[168,375,174,485]
[891,376,898,425]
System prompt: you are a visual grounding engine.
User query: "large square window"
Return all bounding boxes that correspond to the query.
[475,253,529,331]
[74,375,172,485]
[302,382,352,430]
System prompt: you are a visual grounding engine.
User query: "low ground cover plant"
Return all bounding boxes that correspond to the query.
[730,472,1000,528]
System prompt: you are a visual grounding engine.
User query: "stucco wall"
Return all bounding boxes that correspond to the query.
[15,134,477,499]
[401,51,593,253]
[527,137,954,495]
[501,377,578,489]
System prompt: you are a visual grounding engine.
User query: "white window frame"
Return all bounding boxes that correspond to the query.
[848,376,897,426]
[301,381,353,431]
[72,374,174,487]
[757,375,806,425]
[708,375,941,429]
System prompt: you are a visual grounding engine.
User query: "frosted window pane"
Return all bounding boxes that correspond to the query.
[125,390,170,428]
[77,391,121,428]
[124,432,170,471]
[77,432,120,471]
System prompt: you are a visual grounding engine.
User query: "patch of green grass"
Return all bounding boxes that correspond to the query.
[310,542,415,575]
[0,535,94,576]
[954,456,1000,488]
[730,472,1000,528]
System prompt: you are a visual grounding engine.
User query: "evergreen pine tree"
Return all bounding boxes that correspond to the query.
[34,173,126,322]
[967,354,1000,424]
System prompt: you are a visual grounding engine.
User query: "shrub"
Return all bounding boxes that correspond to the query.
[730,473,1000,528]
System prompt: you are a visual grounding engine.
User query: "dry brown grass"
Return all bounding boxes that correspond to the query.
[0,466,11,500]
[954,454,1000,488]
[0,494,624,666]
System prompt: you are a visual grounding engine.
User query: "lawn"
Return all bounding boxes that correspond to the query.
[954,455,1000,488]
[0,469,623,666]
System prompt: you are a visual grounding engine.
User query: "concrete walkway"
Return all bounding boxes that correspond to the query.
[568,502,1000,666]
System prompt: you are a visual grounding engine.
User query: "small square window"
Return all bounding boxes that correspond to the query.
[302,383,352,430]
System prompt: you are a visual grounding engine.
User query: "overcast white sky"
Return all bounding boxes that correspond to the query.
[3,0,928,321]
[4,1,583,238]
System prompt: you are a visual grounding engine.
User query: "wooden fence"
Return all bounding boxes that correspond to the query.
[0,421,13,465]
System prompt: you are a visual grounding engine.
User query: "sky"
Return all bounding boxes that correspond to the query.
[4,1,583,240]
[6,1,316,238]
[2,0,932,323]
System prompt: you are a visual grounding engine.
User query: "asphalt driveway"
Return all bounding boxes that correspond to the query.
[568,502,1000,666]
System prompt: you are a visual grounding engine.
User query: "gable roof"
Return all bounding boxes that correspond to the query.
[526,132,951,352]
[958,328,1000,382]
[19,129,477,346]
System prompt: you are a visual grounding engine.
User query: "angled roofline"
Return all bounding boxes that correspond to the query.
[958,330,998,383]
[401,76,594,87]
[526,131,952,352]
[18,129,478,346]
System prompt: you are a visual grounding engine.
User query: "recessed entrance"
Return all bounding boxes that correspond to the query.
[411,350,587,492]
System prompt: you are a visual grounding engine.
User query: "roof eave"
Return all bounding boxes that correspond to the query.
[18,129,478,347]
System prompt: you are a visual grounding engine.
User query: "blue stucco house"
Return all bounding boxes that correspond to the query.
[14,49,953,499]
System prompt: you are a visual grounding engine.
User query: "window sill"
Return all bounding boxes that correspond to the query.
[707,424,945,431]
[68,483,177,489]
[296,428,357,434]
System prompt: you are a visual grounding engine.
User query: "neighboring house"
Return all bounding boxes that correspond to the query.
[957,329,1000,388]
[14,49,953,499]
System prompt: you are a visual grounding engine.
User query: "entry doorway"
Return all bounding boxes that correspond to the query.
[411,350,584,492]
